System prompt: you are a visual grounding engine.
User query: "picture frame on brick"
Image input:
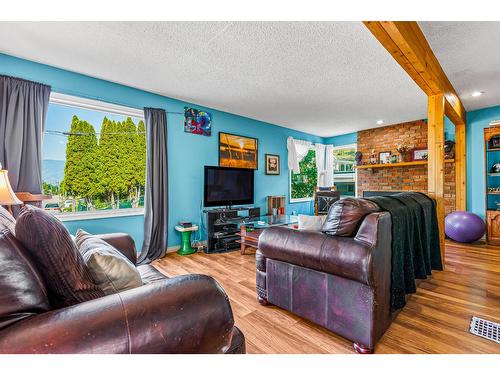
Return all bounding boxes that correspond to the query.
[379,151,391,164]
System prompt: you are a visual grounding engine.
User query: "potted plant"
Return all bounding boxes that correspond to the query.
[396,142,412,162]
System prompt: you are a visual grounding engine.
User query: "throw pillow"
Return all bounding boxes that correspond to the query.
[298,214,326,231]
[0,206,16,234]
[15,205,105,308]
[75,230,143,295]
[322,197,379,237]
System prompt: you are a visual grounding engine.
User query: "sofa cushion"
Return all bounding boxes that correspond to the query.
[0,229,50,329]
[298,214,326,231]
[15,206,105,308]
[75,230,143,295]
[322,197,379,237]
[0,206,16,234]
[137,264,168,284]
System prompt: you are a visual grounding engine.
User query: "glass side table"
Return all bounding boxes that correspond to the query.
[175,225,199,255]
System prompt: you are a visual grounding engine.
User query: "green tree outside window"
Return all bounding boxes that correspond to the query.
[291,149,317,199]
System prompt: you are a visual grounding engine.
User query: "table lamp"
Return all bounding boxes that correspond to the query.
[0,163,22,214]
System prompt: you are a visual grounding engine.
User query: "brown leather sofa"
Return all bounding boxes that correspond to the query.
[0,230,245,354]
[256,211,392,354]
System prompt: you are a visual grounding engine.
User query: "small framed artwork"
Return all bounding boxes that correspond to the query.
[184,107,212,136]
[265,154,280,175]
[378,151,391,164]
[412,148,429,161]
[219,132,258,169]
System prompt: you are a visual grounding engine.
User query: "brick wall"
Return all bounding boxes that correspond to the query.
[357,119,456,215]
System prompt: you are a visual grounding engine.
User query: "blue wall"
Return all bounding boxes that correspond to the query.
[324,132,357,146]
[466,105,500,218]
[0,53,323,248]
[63,214,145,248]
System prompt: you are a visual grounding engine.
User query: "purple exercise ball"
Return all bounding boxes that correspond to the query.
[445,211,486,243]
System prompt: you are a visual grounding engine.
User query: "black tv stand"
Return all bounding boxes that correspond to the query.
[205,206,260,253]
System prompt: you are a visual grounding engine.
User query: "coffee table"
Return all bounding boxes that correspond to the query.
[228,215,298,255]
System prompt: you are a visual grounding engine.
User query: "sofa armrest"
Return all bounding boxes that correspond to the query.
[258,225,378,286]
[95,233,137,265]
[0,274,236,354]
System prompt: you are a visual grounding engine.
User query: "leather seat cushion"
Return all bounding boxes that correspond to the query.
[137,264,168,284]
[322,197,379,237]
[15,205,105,308]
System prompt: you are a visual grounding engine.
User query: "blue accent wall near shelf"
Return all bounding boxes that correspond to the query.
[0,53,322,248]
[466,105,500,219]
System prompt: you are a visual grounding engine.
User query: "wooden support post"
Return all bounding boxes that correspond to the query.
[454,122,466,211]
[428,94,446,265]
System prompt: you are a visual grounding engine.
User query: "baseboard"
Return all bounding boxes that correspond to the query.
[166,245,180,253]
[165,240,207,254]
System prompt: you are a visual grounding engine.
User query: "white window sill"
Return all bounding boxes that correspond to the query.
[289,197,314,203]
[54,208,144,222]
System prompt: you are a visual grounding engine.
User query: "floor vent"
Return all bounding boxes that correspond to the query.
[469,316,499,344]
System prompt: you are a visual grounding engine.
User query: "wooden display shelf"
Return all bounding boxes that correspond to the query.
[353,159,454,169]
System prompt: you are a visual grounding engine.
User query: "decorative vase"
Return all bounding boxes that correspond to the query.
[399,152,411,162]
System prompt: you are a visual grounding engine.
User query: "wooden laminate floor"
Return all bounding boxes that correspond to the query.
[153,240,500,354]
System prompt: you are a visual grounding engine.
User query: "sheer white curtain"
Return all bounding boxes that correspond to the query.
[324,144,335,187]
[287,137,312,174]
[314,143,326,187]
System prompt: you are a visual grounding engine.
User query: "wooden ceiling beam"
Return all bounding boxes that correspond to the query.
[364,21,466,126]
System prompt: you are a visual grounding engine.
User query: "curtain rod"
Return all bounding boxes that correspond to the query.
[51,89,185,115]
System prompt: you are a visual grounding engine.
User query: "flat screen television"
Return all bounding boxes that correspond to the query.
[204,166,254,207]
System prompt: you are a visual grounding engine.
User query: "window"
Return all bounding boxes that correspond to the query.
[42,93,146,219]
[290,149,317,201]
[332,144,356,197]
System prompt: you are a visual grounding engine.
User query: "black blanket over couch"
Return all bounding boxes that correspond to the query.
[366,192,443,311]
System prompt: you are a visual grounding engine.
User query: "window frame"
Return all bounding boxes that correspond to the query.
[332,143,358,197]
[45,92,146,221]
[289,145,316,203]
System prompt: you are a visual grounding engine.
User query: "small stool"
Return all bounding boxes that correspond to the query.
[175,225,199,255]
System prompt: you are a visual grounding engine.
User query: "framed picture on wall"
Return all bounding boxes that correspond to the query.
[184,107,212,136]
[219,132,258,169]
[265,154,280,175]
[412,148,429,161]
[378,151,391,164]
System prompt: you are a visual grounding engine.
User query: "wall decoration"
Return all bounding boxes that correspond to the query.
[354,151,363,166]
[396,142,412,162]
[184,107,212,136]
[265,154,280,175]
[444,140,455,159]
[378,151,391,164]
[412,148,428,161]
[219,132,258,169]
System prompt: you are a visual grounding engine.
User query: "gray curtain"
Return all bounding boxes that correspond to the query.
[138,107,168,264]
[0,75,51,194]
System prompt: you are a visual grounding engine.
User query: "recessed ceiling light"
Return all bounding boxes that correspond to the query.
[376,120,384,125]
[472,91,484,97]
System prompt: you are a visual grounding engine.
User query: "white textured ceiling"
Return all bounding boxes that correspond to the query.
[0,21,427,137]
[420,22,500,111]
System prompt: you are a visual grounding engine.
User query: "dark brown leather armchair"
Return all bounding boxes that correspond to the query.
[0,229,245,354]
[256,212,392,354]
